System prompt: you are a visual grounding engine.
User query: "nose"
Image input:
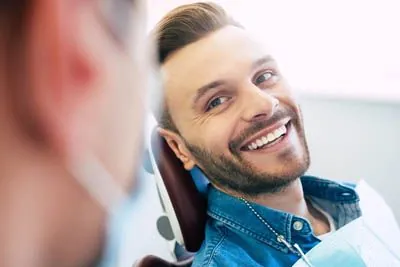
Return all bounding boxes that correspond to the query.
[240,84,279,123]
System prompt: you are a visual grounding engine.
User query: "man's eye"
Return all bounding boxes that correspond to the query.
[255,71,275,85]
[206,96,230,111]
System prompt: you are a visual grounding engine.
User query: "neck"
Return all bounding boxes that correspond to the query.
[218,178,330,235]
[0,103,104,267]
[250,179,311,218]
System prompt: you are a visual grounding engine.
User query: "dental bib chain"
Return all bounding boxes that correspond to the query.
[240,197,314,267]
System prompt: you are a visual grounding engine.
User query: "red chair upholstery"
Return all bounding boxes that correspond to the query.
[149,127,207,252]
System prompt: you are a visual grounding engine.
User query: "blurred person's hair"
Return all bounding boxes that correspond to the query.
[0,1,41,143]
[151,2,242,133]
[0,1,30,42]
[0,1,30,66]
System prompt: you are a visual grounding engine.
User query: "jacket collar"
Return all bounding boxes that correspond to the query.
[207,175,360,253]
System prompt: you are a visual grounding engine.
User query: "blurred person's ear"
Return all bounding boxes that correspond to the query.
[27,0,100,154]
[27,0,148,186]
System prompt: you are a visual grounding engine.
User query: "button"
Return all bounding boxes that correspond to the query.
[293,221,304,231]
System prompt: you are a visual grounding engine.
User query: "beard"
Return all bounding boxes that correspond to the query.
[184,108,311,197]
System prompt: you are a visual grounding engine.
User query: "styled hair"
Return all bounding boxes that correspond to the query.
[151,2,242,132]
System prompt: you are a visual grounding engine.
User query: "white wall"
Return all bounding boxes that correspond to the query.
[148,0,400,102]
[299,96,400,222]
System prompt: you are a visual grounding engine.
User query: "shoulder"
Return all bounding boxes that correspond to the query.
[192,238,261,267]
[191,221,264,267]
[191,221,228,267]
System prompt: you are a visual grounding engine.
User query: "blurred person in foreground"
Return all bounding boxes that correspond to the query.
[152,2,400,267]
[0,0,151,266]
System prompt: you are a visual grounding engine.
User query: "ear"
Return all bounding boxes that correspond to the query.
[158,127,195,171]
[27,0,100,155]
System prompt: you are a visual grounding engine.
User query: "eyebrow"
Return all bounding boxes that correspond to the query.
[251,55,274,71]
[192,55,274,107]
[192,80,226,108]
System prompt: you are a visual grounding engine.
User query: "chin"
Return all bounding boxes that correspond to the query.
[256,153,310,180]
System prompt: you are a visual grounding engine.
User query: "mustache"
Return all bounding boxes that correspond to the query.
[229,108,297,152]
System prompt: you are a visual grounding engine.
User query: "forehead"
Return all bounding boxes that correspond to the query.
[161,26,270,106]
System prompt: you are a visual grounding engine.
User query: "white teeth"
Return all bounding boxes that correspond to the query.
[273,128,281,137]
[282,125,287,134]
[261,136,268,145]
[274,125,287,138]
[251,143,257,150]
[256,139,263,147]
[245,123,289,151]
[267,133,275,142]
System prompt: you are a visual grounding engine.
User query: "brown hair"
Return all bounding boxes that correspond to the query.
[1,1,31,69]
[1,1,31,79]
[151,2,242,132]
[0,1,42,142]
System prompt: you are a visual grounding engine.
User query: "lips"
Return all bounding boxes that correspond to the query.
[240,119,291,151]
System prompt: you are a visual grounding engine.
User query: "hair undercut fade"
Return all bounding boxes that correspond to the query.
[151,2,242,133]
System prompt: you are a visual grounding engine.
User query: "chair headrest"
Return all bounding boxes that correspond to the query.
[149,128,207,252]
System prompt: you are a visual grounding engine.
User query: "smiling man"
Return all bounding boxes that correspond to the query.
[152,2,362,267]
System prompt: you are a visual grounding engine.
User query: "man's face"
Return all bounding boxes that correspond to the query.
[162,26,310,195]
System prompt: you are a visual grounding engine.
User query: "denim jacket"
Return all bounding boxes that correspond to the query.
[192,176,362,267]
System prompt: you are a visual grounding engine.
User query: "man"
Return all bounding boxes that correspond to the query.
[152,2,363,266]
[0,0,150,266]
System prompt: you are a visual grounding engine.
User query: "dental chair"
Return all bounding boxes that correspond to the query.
[135,128,208,267]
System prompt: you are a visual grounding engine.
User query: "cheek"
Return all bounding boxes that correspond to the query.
[275,87,301,114]
[197,120,233,153]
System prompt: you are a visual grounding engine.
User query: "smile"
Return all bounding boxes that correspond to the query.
[241,119,291,152]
